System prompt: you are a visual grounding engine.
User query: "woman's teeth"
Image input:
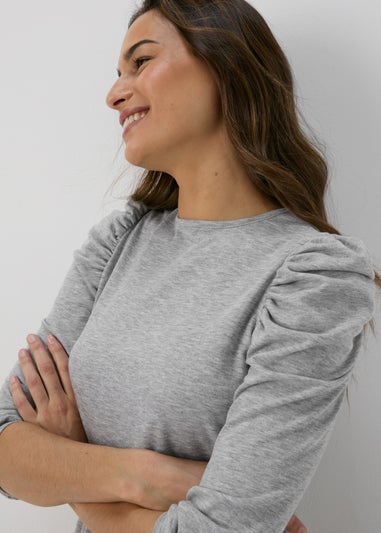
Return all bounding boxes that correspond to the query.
[123,111,148,129]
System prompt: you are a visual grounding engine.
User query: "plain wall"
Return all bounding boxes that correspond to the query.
[0,1,380,531]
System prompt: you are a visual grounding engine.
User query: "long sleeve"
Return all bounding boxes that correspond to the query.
[0,200,150,498]
[153,233,377,533]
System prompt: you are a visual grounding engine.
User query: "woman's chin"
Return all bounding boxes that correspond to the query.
[123,146,147,168]
[124,147,164,172]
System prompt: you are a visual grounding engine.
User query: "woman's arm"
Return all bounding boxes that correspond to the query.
[139,234,376,532]
[0,421,144,507]
[0,417,206,510]
[0,206,149,504]
[69,503,307,533]
[0,418,207,510]
[70,502,163,533]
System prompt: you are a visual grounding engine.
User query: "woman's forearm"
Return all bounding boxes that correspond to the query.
[0,421,206,510]
[71,502,164,533]
[0,422,143,507]
[69,453,208,533]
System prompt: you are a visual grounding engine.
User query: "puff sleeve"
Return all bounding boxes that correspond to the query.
[153,233,377,533]
[0,200,150,498]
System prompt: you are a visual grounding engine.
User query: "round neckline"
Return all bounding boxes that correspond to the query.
[173,207,288,229]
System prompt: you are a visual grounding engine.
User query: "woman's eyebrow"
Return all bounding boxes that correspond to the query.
[123,39,160,62]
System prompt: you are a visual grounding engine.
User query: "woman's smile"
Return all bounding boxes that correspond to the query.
[122,110,150,137]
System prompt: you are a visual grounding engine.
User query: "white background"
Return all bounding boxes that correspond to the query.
[0,1,380,531]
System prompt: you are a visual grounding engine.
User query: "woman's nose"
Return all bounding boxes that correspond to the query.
[105,78,133,109]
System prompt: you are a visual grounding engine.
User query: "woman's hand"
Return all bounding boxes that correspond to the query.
[10,333,87,443]
[139,450,208,510]
[286,514,308,533]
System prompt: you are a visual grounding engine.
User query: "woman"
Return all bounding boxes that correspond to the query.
[0,1,379,532]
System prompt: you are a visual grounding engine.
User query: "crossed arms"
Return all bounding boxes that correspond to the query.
[0,334,306,533]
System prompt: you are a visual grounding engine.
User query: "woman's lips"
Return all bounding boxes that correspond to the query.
[123,112,149,137]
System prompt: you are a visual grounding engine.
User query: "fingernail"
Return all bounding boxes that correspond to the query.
[19,349,29,359]
[10,376,18,385]
[27,334,38,344]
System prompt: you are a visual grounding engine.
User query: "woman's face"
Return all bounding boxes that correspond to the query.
[106,9,224,172]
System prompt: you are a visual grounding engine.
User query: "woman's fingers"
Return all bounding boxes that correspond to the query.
[46,335,74,397]
[17,347,49,406]
[9,375,37,421]
[25,334,65,399]
[10,334,87,441]
[286,514,308,533]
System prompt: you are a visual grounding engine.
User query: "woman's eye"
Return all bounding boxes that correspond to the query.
[133,57,151,70]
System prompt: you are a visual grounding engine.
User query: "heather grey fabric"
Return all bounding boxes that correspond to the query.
[0,200,376,532]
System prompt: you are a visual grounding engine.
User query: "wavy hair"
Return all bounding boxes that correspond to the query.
[111,0,380,349]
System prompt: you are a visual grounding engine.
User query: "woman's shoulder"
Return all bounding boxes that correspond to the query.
[91,199,151,245]
[267,209,375,280]
[255,211,377,331]
[285,231,374,283]
[72,199,152,270]
[250,223,377,371]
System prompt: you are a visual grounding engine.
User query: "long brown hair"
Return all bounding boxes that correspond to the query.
[112,0,380,345]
